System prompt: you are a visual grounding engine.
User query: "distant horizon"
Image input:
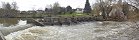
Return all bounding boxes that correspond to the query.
[0,0,96,11]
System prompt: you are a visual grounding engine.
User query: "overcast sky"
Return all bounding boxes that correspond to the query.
[0,0,96,11]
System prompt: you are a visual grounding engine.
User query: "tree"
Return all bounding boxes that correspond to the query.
[127,0,139,12]
[83,0,92,13]
[122,2,129,15]
[53,2,60,8]
[5,3,11,10]
[45,8,48,12]
[92,0,101,15]
[128,0,139,6]
[66,6,72,14]
[0,2,19,17]
[96,0,109,19]
[11,2,18,10]
[59,7,66,14]
[1,2,6,9]
[1,2,12,10]
[52,2,61,15]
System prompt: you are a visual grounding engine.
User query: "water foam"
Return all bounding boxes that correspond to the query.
[5,21,135,40]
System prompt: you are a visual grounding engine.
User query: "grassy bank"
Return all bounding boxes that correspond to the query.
[58,13,92,17]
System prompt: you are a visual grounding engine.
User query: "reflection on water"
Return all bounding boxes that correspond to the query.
[0,18,32,26]
[0,18,19,26]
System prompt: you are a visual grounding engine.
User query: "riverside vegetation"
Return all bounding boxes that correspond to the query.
[0,0,139,22]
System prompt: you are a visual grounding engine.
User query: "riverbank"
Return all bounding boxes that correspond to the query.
[0,16,129,26]
[27,16,95,26]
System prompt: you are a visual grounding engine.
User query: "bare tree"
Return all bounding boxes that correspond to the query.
[127,0,139,9]
[66,6,72,14]
[2,2,12,10]
[52,2,61,15]
[11,2,18,10]
[1,2,6,9]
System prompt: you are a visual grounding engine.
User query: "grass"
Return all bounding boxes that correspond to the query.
[16,12,92,18]
[59,13,91,17]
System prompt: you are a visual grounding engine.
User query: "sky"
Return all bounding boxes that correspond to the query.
[0,0,96,11]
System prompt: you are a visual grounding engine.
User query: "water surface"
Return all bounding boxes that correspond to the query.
[4,21,139,40]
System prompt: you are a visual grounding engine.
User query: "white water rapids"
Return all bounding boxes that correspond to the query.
[3,21,139,40]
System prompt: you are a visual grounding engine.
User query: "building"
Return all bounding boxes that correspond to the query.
[36,10,45,14]
[75,8,83,13]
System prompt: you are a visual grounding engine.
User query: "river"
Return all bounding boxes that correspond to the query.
[0,18,139,40]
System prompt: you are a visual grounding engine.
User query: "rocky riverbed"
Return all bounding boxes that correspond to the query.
[4,21,139,40]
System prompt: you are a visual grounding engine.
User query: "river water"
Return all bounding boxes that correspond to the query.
[0,18,139,40]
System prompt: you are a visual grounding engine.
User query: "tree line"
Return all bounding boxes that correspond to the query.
[91,0,139,21]
[0,2,18,17]
[0,0,139,21]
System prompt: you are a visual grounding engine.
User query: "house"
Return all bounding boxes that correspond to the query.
[27,10,37,14]
[36,10,45,14]
[75,8,83,13]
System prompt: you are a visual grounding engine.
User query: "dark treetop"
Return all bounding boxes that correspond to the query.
[83,0,92,13]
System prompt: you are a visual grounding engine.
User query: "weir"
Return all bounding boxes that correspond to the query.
[27,16,95,26]
[0,24,33,40]
[0,31,5,40]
